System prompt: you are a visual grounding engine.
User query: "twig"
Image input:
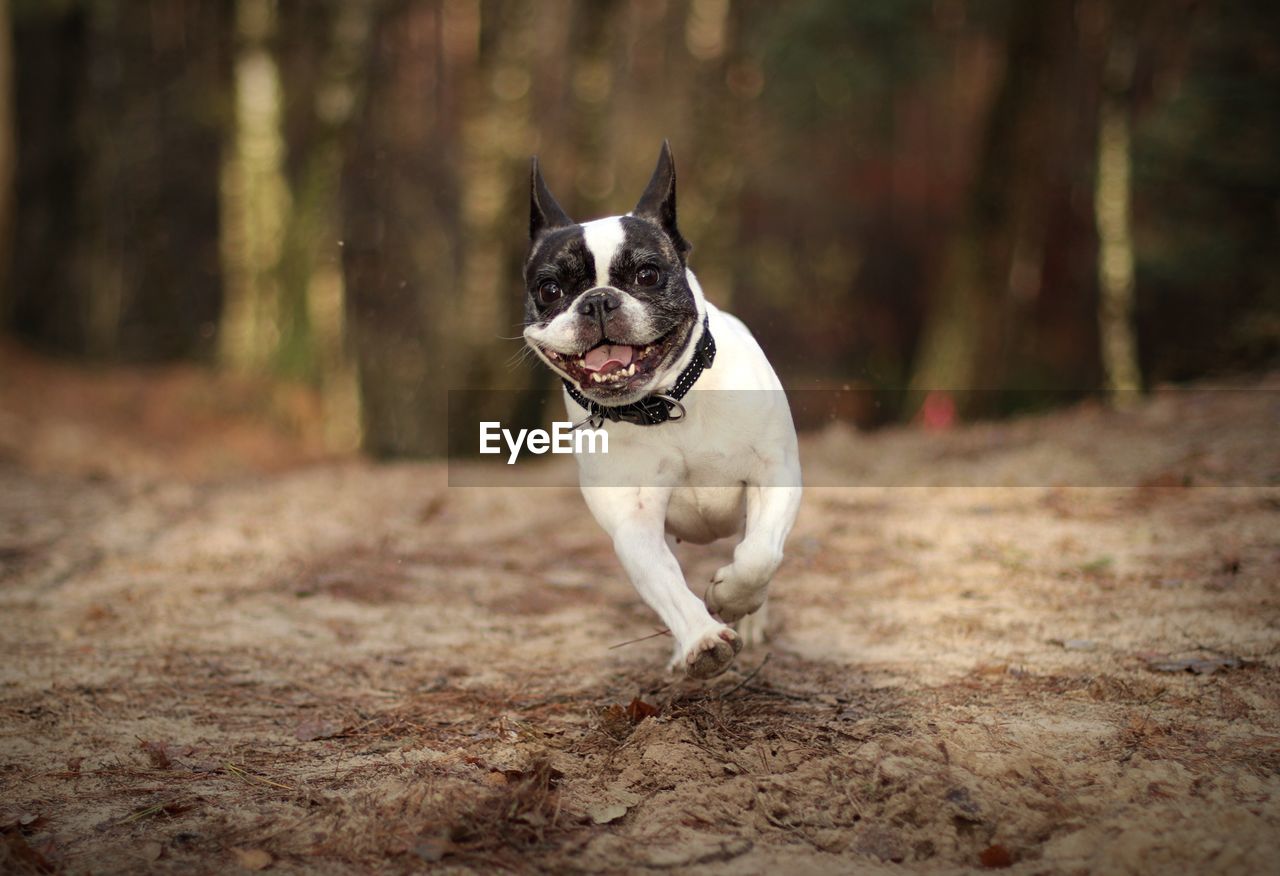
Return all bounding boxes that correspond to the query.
[739,684,815,703]
[118,803,167,824]
[608,628,672,650]
[224,762,295,791]
[721,653,772,698]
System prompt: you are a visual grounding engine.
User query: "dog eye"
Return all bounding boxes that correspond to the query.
[537,280,563,305]
[635,266,661,288]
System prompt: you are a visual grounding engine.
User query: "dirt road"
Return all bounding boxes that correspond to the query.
[1,357,1277,874]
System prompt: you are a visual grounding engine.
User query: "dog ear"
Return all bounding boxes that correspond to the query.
[530,157,573,240]
[633,140,690,256]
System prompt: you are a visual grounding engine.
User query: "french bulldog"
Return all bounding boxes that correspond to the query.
[522,142,802,679]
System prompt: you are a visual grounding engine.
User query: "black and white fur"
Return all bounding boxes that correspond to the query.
[522,142,802,679]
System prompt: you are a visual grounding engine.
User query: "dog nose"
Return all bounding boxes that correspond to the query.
[577,288,622,321]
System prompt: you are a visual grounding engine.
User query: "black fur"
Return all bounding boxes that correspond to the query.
[605,216,694,327]
[522,143,701,403]
[524,143,694,328]
[529,156,572,239]
[632,140,690,257]
[524,226,594,324]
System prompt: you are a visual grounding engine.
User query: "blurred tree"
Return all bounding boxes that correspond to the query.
[274,0,366,450]
[8,3,87,354]
[908,1,1109,413]
[218,0,364,451]
[909,2,1057,401]
[1093,0,1143,400]
[9,0,229,361]
[0,0,13,318]
[737,0,979,400]
[453,0,537,399]
[1131,0,1280,380]
[342,0,463,457]
[1,0,1274,446]
[220,0,290,374]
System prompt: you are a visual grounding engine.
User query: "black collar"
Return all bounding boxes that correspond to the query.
[563,316,715,427]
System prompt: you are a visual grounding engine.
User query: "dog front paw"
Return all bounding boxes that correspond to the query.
[675,626,742,679]
[706,566,768,623]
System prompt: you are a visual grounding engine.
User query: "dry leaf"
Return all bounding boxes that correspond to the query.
[979,844,1014,868]
[1,830,54,874]
[138,739,173,769]
[2,812,45,835]
[588,802,629,824]
[599,704,631,739]
[232,846,273,870]
[625,697,660,723]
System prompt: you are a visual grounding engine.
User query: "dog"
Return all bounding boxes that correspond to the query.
[522,142,802,679]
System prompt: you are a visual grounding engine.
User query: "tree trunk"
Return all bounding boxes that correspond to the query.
[1094,27,1142,401]
[908,3,1063,410]
[0,0,14,319]
[9,1,230,361]
[219,0,290,373]
[8,6,88,352]
[342,0,461,457]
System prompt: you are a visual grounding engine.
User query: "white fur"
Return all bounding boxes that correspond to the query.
[580,217,627,287]
[525,288,662,363]
[565,270,802,678]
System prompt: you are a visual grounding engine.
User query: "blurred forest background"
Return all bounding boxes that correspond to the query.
[0,0,1276,457]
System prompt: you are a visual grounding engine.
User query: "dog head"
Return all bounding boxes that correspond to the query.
[522,141,703,406]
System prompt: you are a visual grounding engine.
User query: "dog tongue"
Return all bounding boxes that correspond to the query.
[582,344,635,374]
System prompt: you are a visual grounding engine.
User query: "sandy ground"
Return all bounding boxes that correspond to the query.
[1,349,1278,874]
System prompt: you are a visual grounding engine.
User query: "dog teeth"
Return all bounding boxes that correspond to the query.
[547,350,559,359]
[584,363,639,385]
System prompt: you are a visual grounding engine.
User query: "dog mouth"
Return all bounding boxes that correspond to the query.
[539,327,687,395]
